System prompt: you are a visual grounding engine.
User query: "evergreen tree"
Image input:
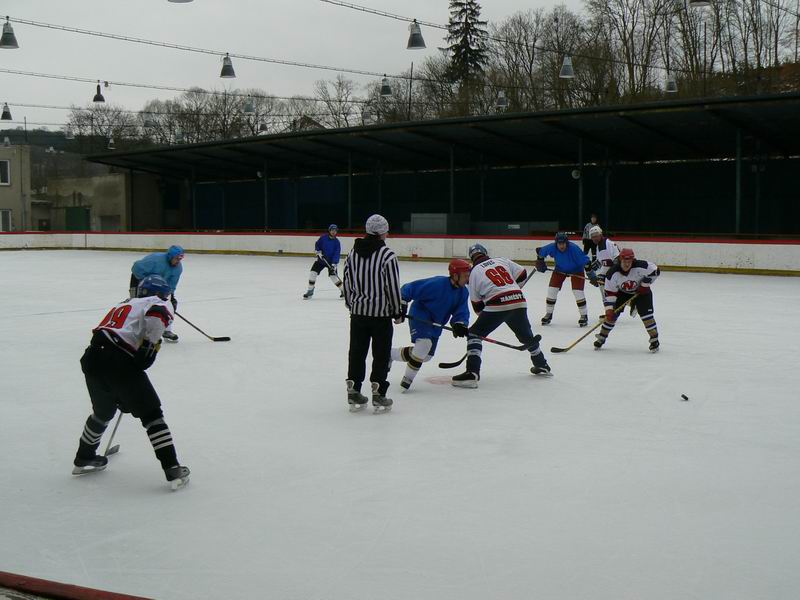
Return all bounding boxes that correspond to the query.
[444,0,488,83]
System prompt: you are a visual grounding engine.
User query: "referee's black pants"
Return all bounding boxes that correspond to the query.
[347,315,393,395]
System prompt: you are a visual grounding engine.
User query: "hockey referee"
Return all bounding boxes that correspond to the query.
[342,214,402,413]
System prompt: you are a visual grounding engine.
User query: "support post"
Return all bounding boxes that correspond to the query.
[449,144,455,215]
[479,155,486,220]
[577,138,584,229]
[263,161,269,230]
[735,128,741,234]
[377,161,383,213]
[347,153,353,229]
[191,169,197,230]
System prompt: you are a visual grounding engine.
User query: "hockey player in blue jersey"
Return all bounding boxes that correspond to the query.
[390,259,472,390]
[535,232,597,327]
[130,245,184,341]
[303,224,343,299]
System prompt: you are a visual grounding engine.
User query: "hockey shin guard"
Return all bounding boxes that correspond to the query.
[465,337,483,375]
[144,417,179,470]
[76,413,111,460]
[306,271,318,294]
[573,289,588,316]
[545,287,558,315]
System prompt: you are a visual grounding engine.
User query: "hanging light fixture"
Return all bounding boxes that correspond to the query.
[243,98,255,115]
[258,122,268,133]
[380,75,393,97]
[688,0,711,7]
[220,53,236,78]
[665,73,678,93]
[0,17,19,49]
[65,127,75,140]
[3,136,10,147]
[92,81,105,103]
[167,0,194,3]
[143,113,157,128]
[559,56,575,79]
[107,137,115,150]
[1,102,11,120]
[495,90,509,111]
[407,19,426,50]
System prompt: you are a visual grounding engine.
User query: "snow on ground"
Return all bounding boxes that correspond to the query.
[1,249,798,600]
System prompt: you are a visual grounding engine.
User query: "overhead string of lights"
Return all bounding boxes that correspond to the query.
[1,9,706,101]
[318,0,718,84]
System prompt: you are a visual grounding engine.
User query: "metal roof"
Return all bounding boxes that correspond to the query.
[87,92,800,182]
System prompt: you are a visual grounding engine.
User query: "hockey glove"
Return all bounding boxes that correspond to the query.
[134,339,161,371]
[393,301,408,324]
[587,270,599,287]
[604,307,617,322]
[588,259,600,271]
[639,276,652,294]
[451,322,469,338]
[170,295,178,311]
[535,258,547,273]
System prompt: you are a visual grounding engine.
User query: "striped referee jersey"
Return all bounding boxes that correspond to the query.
[343,236,402,317]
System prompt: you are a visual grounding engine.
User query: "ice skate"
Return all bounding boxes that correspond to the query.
[452,371,479,389]
[400,376,412,392]
[649,339,660,353]
[165,465,190,490]
[162,331,179,342]
[578,315,588,327]
[540,314,553,326]
[302,289,314,299]
[371,382,393,413]
[530,364,553,377]
[346,379,368,412]
[72,455,108,476]
[593,334,606,350]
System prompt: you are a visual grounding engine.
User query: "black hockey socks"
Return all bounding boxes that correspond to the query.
[144,417,179,470]
[75,413,111,460]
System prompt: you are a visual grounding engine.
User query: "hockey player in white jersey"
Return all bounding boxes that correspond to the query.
[72,275,190,489]
[452,244,551,388]
[587,225,619,311]
[594,248,661,352]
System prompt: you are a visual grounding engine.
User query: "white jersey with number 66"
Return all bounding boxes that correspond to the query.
[468,257,528,312]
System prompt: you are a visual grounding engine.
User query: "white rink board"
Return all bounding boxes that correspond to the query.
[1,250,799,600]
[1,232,798,273]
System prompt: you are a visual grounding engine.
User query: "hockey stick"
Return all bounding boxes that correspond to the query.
[103,412,122,457]
[432,267,542,369]
[409,316,531,352]
[175,311,231,342]
[318,255,343,287]
[549,295,637,354]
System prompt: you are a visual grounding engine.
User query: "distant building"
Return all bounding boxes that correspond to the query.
[0,144,128,231]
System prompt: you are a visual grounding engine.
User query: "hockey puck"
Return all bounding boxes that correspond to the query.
[680,394,689,401]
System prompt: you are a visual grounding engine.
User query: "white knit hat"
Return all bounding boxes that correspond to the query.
[365,214,389,235]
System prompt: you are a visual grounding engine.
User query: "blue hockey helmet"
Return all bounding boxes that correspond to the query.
[166,245,184,261]
[468,243,489,261]
[138,275,171,300]
[554,232,569,244]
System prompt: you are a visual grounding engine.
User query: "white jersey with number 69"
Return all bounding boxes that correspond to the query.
[93,296,173,355]
[469,257,528,312]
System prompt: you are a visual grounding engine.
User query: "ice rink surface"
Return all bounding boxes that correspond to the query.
[1,249,799,600]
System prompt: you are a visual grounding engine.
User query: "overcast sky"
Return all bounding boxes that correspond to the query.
[1,0,582,131]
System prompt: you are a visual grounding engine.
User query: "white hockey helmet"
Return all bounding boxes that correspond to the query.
[588,225,603,238]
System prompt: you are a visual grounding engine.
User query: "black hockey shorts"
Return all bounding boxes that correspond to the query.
[80,335,163,422]
[614,291,654,318]
[311,258,336,276]
[469,308,539,348]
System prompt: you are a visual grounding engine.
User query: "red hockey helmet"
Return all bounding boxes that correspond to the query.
[448,258,472,277]
[619,248,635,261]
